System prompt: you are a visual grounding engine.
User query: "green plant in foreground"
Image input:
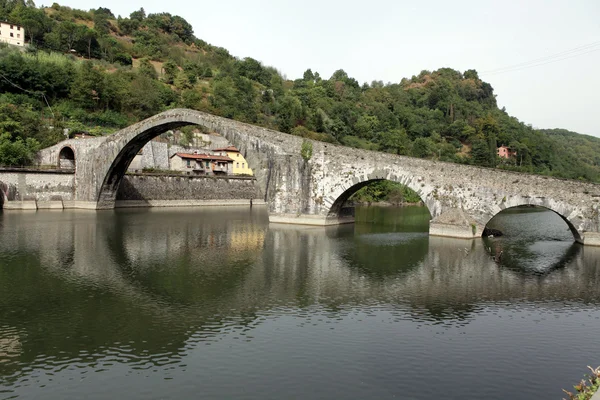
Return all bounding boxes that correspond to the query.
[563,366,600,400]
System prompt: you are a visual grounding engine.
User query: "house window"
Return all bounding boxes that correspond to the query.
[16,34,20,38]
[17,26,20,31]
[186,159,191,167]
[236,162,239,168]
[10,25,13,29]
[242,163,245,169]
[205,161,209,167]
[10,33,13,37]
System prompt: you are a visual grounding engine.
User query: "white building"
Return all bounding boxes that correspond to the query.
[0,22,25,47]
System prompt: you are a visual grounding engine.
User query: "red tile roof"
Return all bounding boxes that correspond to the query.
[213,146,239,152]
[174,153,234,162]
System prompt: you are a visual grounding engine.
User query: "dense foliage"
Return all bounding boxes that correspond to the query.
[350,181,421,205]
[1,1,599,183]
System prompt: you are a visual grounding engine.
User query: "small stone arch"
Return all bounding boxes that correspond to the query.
[326,177,433,222]
[482,204,582,243]
[58,146,76,170]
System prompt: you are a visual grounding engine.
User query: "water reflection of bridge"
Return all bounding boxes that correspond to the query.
[4,210,600,307]
[1,209,600,383]
[3,210,600,311]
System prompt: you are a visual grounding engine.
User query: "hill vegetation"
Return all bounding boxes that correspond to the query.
[0,0,599,183]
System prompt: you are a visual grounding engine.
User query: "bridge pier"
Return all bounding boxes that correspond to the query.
[429,222,482,240]
[581,232,600,246]
[269,213,355,226]
[428,208,483,240]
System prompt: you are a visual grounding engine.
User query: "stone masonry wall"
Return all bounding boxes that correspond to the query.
[0,169,75,201]
[116,174,262,201]
[141,141,169,170]
[37,137,105,167]
[0,169,262,208]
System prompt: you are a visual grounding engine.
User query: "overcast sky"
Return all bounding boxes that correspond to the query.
[55,0,600,136]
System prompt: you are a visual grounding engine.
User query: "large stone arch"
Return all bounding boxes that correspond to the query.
[96,120,193,206]
[77,109,296,209]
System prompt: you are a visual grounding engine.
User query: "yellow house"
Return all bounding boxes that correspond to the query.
[213,146,253,176]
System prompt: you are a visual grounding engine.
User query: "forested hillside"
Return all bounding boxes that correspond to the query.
[1,0,599,182]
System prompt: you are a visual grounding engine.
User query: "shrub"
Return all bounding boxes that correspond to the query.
[563,366,600,400]
[301,139,313,161]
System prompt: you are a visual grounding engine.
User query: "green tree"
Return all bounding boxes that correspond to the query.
[471,137,491,166]
[233,76,259,122]
[0,132,39,166]
[124,75,163,119]
[463,69,479,80]
[412,137,434,158]
[138,58,158,80]
[53,21,81,52]
[181,89,202,109]
[275,95,303,133]
[117,17,139,35]
[10,5,47,45]
[93,12,110,36]
[174,70,192,90]
[171,15,194,43]
[162,59,178,84]
[303,69,315,82]
[378,128,411,155]
[80,27,98,59]
[354,115,379,139]
[70,61,103,110]
[237,57,271,85]
[130,7,146,21]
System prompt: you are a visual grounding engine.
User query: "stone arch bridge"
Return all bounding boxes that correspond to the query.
[36,109,600,245]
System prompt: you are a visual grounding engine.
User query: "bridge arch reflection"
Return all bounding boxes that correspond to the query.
[2,208,600,388]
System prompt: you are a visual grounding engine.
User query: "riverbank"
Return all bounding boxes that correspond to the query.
[563,367,600,399]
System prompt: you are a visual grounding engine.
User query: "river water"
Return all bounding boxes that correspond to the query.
[1,206,599,399]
